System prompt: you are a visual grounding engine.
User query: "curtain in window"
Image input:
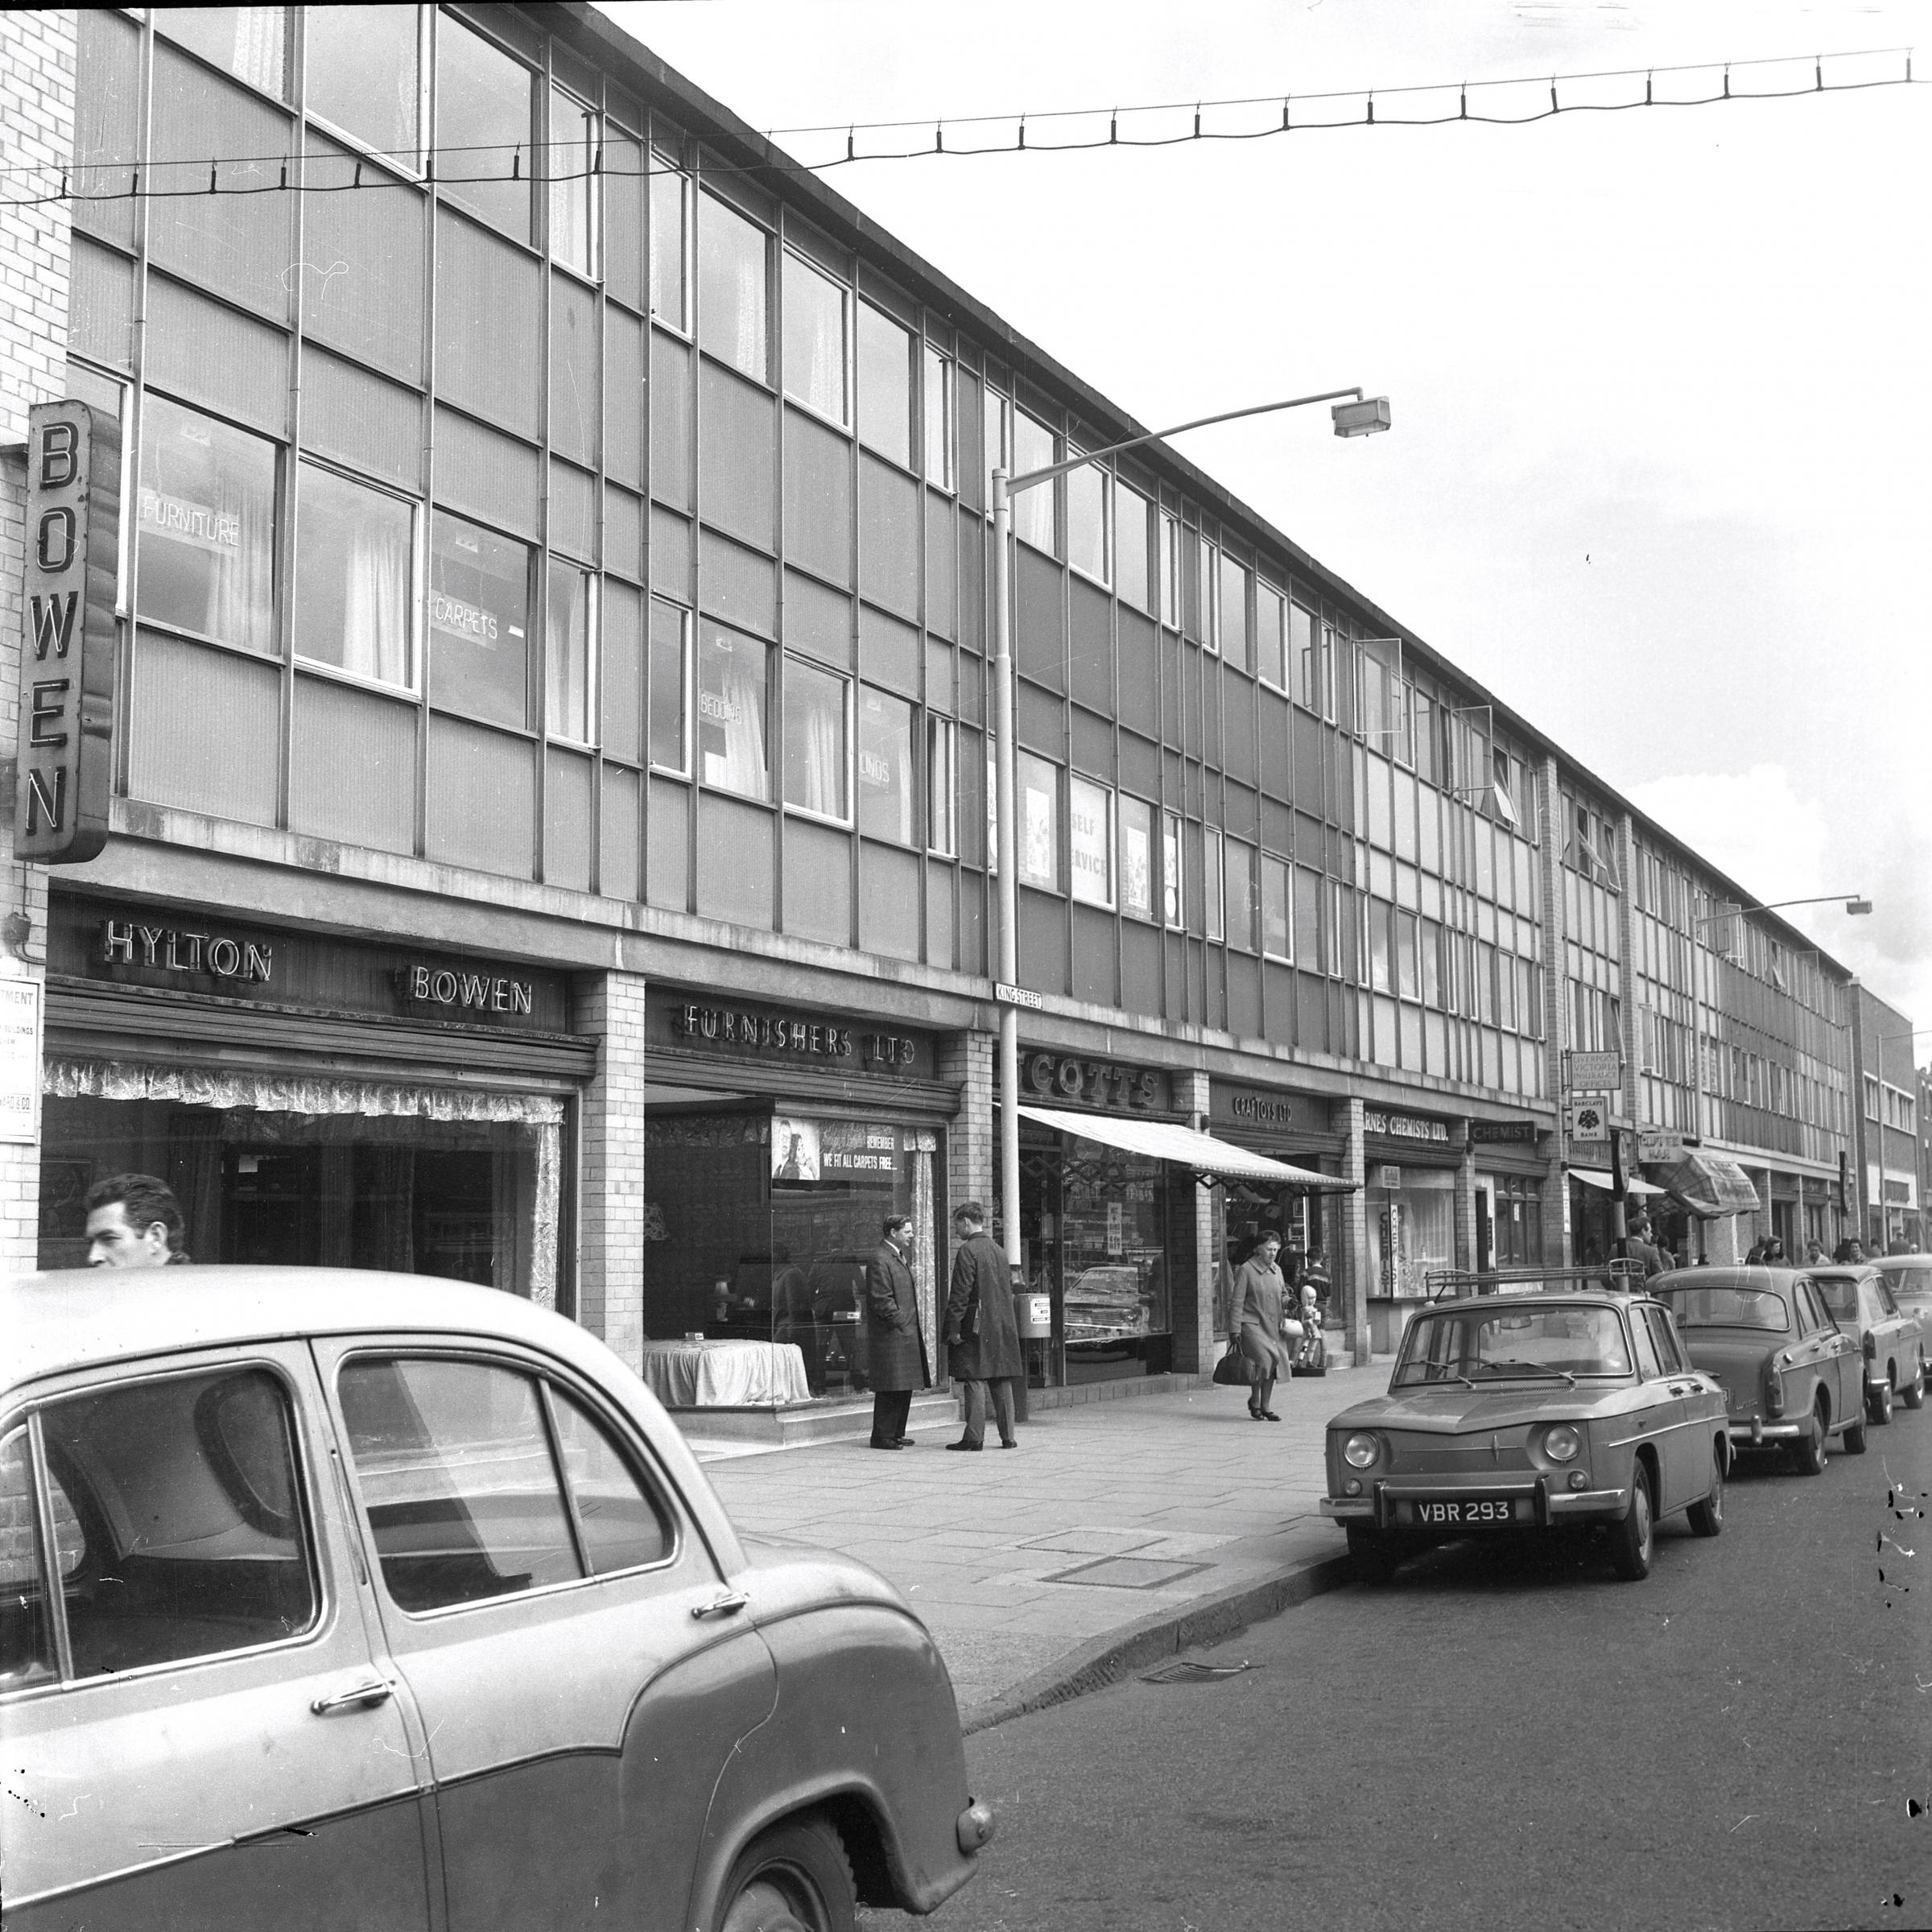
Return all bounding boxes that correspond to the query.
[909,1131,939,1381]
[345,506,411,684]
[701,631,768,797]
[791,667,844,816]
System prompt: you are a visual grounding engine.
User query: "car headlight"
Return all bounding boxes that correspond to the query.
[1543,1424,1582,1463]
[1343,1432,1381,1469]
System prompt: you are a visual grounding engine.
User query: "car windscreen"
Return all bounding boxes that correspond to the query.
[1391,1304,1632,1386]
[1876,1265,1931,1302]
[1655,1285,1790,1332]
[1811,1275,1860,1320]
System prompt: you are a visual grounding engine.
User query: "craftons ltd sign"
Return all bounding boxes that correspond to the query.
[1023,1052,1165,1113]
[1363,1108,1452,1144]
[14,400,119,863]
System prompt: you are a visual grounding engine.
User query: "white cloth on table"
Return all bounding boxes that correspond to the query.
[638,1339,811,1408]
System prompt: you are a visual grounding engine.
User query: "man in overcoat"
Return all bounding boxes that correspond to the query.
[944,1200,1023,1450]
[865,1213,930,1450]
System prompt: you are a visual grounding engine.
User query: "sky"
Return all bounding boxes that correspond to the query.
[605,0,1932,1048]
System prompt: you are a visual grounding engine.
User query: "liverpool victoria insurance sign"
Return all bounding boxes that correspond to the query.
[14,400,119,863]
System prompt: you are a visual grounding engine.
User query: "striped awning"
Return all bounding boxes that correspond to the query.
[1018,1104,1355,1189]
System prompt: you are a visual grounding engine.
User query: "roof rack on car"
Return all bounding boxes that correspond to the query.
[1424,1259,1648,1301]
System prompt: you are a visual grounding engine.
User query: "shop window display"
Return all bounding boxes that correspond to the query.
[1367,1168,1456,1298]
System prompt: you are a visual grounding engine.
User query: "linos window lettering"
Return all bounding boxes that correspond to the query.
[1017,751,1059,890]
[782,251,848,424]
[698,194,768,384]
[436,15,535,244]
[648,598,691,773]
[857,303,914,468]
[1068,775,1113,908]
[1120,795,1154,921]
[292,461,414,687]
[782,656,848,819]
[137,394,276,654]
[305,4,416,163]
[857,687,916,844]
[429,513,529,729]
[545,561,595,744]
[698,622,770,796]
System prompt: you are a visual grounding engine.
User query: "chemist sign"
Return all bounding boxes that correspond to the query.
[14,401,118,863]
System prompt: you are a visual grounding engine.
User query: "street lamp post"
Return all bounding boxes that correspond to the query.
[989,386,1391,1302]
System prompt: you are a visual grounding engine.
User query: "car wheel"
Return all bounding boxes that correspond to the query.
[1794,1397,1830,1476]
[1843,1406,1869,1455]
[1608,1463,1654,1580]
[1686,1444,1724,1538]
[1346,1524,1401,1586]
[1869,1374,1894,1427]
[1903,1356,1926,1410]
[719,1818,857,1932]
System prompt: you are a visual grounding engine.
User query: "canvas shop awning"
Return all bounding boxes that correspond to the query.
[1569,1167,1666,1196]
[1656,1150,1763,1218]
[1018,1104,1356,1190]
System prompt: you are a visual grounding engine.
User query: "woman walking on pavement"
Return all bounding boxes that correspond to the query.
[1235,1230,1298,1421]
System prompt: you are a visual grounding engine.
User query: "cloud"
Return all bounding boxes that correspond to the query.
[1625,765,1827,907]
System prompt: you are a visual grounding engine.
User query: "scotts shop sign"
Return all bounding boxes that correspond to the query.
[14,401,119,863]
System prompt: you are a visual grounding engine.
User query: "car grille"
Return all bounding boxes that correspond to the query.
[1389,1440,1534,1474]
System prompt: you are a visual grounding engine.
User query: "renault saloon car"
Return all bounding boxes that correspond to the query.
[1319,1286,1728,1584]
[0,1269,991,1931]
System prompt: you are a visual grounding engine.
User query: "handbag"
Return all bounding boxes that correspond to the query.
[1212,1337,1257,1387]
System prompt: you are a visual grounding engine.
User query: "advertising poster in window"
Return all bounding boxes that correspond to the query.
[771,1117,821,1183]
[1121,807,1152,919]
[1069,778,1111,906]
[1020,765,1056,887]
[770,1117,900,1189]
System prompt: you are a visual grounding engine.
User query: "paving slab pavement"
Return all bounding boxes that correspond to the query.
[681,1367,1380,1728]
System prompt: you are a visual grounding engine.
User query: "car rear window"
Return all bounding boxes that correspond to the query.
[1656,1286,1790,1332]
[1392,1305,1632,1385]
[1877,1265,1931,1302]
[1812,1276,1860,1319]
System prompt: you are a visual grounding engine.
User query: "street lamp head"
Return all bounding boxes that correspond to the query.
[1331,396,1392,439]
[1846,898,1873,915]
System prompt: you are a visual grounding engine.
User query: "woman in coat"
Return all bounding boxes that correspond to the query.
[865,1214,931,1449]
[1235,1230,1298,1421]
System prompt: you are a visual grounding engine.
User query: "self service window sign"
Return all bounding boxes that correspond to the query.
[14,400,120,863]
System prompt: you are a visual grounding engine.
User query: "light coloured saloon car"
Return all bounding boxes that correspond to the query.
[0,1269,991,1931]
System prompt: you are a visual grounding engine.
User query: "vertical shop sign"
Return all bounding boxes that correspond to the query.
[0,972,40,1143]
[14,400,118,862]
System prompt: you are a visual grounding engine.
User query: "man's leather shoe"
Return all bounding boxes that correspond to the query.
[869,1440,905,1451]
[944,1439,982,1451]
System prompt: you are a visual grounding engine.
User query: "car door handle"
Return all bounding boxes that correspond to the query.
[1667,1384,1690,1397]
[310,1678,394,1715]
[691,1591,749,1620]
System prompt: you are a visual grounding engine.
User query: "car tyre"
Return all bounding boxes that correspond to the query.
[1608,1463,1654,1581]
[1903,1356,1926,1410]
[1843,1406,1869,1455]
[1345,1524,1401,1586]
[1686,1444,1724,1538]
[1793,1397,1830,1476]
[1868,1375,1894,1427]
[718,1817,857,1932]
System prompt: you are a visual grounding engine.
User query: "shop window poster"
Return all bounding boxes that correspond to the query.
[772,1117,821,1182]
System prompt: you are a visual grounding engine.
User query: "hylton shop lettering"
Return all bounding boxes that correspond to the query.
[99,918,272,985]
[674,1001,918,1067]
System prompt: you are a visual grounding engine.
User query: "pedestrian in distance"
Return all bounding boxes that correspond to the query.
[1301,1243,1333,1319]
[85,1173,190,1269]
[1625,1213,1667,1279]
[944,1201,1023,1451]
[1234,1230,1298,1421]
[1803,1239,1829,1267]
[865,1213,930,1451]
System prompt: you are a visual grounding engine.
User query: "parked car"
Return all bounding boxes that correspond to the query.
[1652,1266,1868,1472]
[1319,1286,1729,1585]
[1873,1253,1932,1347]
[0,1269,991,1931]
[1810,1265,1926,1422]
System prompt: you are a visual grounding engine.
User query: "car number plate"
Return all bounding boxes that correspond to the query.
[1407,1496,1521,1526]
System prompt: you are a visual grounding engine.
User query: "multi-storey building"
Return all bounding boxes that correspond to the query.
[1852,987,1921,1251]
[0,5,1906,1390]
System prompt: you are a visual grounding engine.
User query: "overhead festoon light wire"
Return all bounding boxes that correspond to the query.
[0,43,1916,206]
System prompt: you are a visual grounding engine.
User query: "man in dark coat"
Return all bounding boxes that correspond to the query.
[944,1200,1023,1451]
[865,1213,930,1450]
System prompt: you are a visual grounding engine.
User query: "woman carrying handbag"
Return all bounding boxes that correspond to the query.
[1232,1231,1300,1420]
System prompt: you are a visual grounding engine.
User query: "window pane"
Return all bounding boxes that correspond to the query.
[1121,794,1154,920]
[1193,535,1215,648]
[1397,908,1420,998]
[923,344,952,489]
[1290,601,1315,706]
[1204,831,1224,940]
[546,560,593,741]
[1162,811,1183,927]
[1294,865,1323,969]
[857,684,915,842]
[294,462,412,685]
[1224,838,1256,951]
[1159,512,1180,628]
[436,15,534,244]
[698,194,767,383]
[0,1428,56,1688]
[1115,483,1150,613]
[782,252,847,423]
[927,716,955,853]
[1262,855,1290,958]
[45,1369,317,1676]
[648,597,688,771]
[549,1388,671,1574]
[306,5,413,158]
[857,302,912,466]
[1017,750,1059,890]
[782,656,848,818]
[138,393,278,654]
[1013,410,1055,552]
[1370,898,1393,991]
[430,512,529,727]
[164,6,291,98]
[340,1357,580,1612]
[699,621,770,796]
[650,159,687,328]
[549,86,597,279]
[1257,585,1285,687]
[1069,774,1113,906]
[1067,459,1108,584]
[1218,554,1249,669]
